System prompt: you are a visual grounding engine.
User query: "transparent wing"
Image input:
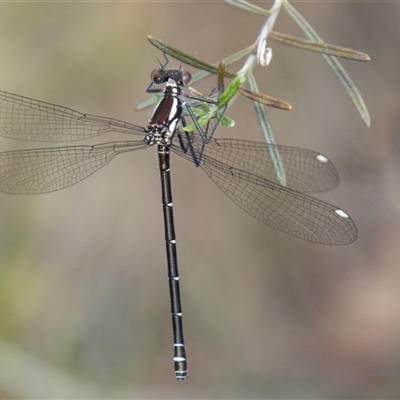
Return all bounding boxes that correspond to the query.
[174,136,339,193]
[0,91,146,142]
[172,137,356,244]
[201,163,357,245]
[0,141,146,194]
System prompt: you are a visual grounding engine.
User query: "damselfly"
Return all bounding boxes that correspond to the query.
[0,64,357,380]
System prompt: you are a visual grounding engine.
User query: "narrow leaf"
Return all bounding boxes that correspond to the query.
[239,88,292,110]
[270,31,371,62]
[284,2,370,126]
[225,0,270,16]
[134,97,154,111]
[147,35,237,78]
[248,72,287,186]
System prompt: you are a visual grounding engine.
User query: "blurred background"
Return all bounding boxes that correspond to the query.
[0,1,398,398]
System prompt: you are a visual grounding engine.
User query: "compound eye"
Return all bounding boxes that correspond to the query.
[150,68,167,84]
[180,70,192,86]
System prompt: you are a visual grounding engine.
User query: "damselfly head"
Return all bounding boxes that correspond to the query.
[150,68,192,87]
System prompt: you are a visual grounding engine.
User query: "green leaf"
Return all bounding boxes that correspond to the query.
[218,75,246,109]
[221,115,235,127]
[183,75,245,133]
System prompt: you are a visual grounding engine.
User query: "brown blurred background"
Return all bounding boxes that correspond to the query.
[0,1,397,398]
